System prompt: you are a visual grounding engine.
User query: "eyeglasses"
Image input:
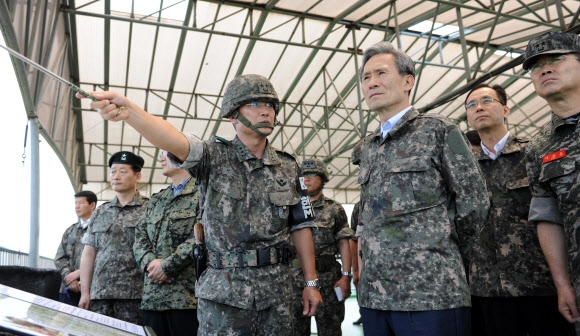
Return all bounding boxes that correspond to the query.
[245,101,275,109]
[465,97,503,111]
[528,55,572,74]
[304,173,318,178]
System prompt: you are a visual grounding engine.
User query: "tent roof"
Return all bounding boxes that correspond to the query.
[2,0,579,203]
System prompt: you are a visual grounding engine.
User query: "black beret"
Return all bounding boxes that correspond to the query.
[108,151,144,169]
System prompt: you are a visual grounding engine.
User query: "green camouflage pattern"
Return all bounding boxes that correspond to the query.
[291,195,352,335]
[82,192,148,300]
[54,221,87,293]
[356,108,489,311]
[169,134,315,312]
[470,134,555,297]
[525,113,580,301]
[133,178,199,311]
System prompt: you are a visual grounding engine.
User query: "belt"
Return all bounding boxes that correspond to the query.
[291,254,337,272]
[208,246,292,269]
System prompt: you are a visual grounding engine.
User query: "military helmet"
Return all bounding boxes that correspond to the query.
[301,158,330,182]
[221,74,280,118]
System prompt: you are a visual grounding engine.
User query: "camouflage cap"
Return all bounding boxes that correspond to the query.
[523,31,580,70]
[301,158,330,182]
[221,74,280,118]
[108,151,144,169]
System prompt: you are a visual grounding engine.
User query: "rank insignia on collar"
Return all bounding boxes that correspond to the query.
[542,149,567,164]
[276,178,287,186]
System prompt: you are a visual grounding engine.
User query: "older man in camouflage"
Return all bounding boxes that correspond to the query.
[290,158,353,336]
[523,31,580,325]
[465,83,574,336]
[79,151,148,325]
[133,150,199,335]
[354,41,489,335]
[77,74,322,336]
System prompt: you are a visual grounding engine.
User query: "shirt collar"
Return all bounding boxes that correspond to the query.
[481,131,509,160]
[380,106,412,138]
[80,219,90,229]
[550,111,580,134]
[232,136,281,166]
[172,176,192,196]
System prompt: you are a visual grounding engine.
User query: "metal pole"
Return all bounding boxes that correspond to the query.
[350,26,365,137]
[28,117,40,268]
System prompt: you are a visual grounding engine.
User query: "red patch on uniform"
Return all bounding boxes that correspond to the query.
[542,149,567,163]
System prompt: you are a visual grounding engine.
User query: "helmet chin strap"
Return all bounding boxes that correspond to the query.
[233,111,276,137]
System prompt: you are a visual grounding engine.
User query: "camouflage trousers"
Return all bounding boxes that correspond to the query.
[197,298,293,336]
[291,271,345,336]
[90,299,142,325]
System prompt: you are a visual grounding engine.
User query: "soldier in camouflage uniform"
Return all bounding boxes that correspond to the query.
[290,158,353,336]
[54,190,97,307]
[77,74,322,336]
[350,143,362,326]
[79,151,148,325]
[355,41,489,335]
[465,83,574,336]
[133,150,199,335]
[522,31,580,325]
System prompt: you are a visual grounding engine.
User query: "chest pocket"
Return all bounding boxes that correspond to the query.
[168,208,197,243]
[539,157,578,204]
[386,156,438,212]
[91,211,116,250]
[269,190,299,220]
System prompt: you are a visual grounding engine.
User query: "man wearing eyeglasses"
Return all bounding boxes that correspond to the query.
[133,150,199,335]
[523,31,580,325]
[77,74,322,336]
[465,83,574,336]
[355,41,489,335]
[290,158,353,336]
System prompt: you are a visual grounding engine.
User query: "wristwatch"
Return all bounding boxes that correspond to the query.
[304,278,320,290]
[342,271,352,277]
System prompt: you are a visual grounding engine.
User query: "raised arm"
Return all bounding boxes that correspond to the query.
[76,91,190,161]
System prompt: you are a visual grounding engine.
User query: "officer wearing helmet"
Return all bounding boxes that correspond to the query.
[290,158,353,336]
[77,74,322,336]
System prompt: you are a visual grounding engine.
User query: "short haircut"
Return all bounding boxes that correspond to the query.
[359,41,416,81]
[465,83,508,106]
[465,130,481,146]
[74,190,97,205]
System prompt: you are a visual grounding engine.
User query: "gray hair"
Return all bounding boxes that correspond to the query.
[359,41,416,81]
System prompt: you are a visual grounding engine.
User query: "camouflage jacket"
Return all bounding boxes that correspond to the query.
[169,134,315,310]
[291,195,353,286]
[355,108,489,311]
[350,201,360,241]
[133,178,199,310]
[54,221,87,293]
[526,113,580,299]
[82,192,148,300]
[470,134,555,297]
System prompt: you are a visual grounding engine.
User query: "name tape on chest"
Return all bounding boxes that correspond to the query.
[542,149,567,164]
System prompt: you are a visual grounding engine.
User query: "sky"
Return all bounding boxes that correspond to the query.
[0,35,77,260]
